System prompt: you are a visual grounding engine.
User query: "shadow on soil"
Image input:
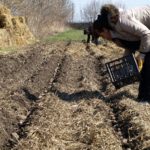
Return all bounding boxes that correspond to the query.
[107,90,137,102]
[50,88,105,101]
[22,87,39,102]
[50,88,137,102]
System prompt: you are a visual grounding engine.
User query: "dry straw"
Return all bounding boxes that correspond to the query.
[14,93,122,150]
[0,4,35,48]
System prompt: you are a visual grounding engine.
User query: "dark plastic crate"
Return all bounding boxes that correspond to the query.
[105,54,140,89]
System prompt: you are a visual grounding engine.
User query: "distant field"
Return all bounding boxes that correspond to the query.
[45,29,86,42]
[0,29,86,53]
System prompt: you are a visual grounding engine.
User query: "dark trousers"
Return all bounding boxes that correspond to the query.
[112,38,140,53]
[138,53,150,101]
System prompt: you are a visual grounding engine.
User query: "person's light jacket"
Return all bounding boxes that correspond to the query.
[111,5,150,53]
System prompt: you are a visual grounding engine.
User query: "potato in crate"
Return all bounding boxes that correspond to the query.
[105,54,140,89]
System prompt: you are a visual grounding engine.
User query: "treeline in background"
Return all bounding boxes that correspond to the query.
[0,0,126,38]
[0,0,74,37]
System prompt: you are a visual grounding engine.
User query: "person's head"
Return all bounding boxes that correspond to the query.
[101,4,119,25]
[93,4,119,40]
[93,19,112,40]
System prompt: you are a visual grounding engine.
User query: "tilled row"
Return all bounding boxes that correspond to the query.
[114,99,150,150]
[12,43,124,150]
[0,42,67,150]
[13,94,123,150]
[11,55,66,149]
[2,41,150,150]
[89,44,150,150]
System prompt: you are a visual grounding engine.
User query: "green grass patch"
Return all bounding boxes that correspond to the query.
[0,46,18,54]
[0,29,86,53]
[45,29,86,42]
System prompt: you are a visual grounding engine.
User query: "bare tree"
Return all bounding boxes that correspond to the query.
[0,0,74,37]
[67,2,75,22]
[80,0,104,23]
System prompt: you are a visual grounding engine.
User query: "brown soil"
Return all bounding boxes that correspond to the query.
[0,41,150,150]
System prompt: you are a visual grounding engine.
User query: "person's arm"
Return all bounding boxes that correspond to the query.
[119,17,150,54]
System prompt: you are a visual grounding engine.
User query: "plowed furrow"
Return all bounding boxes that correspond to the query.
[12,95,123,150]
[11,43,123,150]
[95,56,146,150]
[0,43,66,150]
[1,41,150,150]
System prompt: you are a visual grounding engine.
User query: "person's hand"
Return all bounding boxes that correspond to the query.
[136,53,145,72]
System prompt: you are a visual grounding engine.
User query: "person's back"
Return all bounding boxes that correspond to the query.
[122,5,150,28]
[109,5,150,54]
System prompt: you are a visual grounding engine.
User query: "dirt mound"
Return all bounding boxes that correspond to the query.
[0,4,35,48]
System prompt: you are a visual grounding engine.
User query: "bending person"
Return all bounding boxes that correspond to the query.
[93,4,150,102]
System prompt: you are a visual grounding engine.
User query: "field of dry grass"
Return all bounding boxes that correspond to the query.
[0,41,150,150]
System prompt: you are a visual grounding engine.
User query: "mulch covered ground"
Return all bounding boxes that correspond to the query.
[0,41,150,150]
